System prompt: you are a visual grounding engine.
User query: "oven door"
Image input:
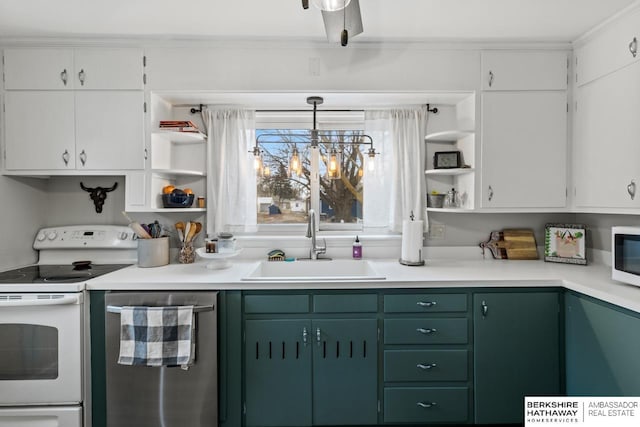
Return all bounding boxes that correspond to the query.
[0,406,82,427]
[0,293,83,406]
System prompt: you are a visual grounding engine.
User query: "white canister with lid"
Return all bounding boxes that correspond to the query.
[217,232,236,253]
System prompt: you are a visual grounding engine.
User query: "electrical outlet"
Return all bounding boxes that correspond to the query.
[428,223,445,240]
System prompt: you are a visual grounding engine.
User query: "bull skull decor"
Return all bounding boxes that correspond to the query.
[80,182,118,213]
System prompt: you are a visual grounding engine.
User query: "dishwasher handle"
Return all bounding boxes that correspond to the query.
[107,304,214,314]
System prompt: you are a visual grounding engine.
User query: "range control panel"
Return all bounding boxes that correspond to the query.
[33,225,138,250]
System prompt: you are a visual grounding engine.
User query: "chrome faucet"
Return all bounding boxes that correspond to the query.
[306,209,327,260]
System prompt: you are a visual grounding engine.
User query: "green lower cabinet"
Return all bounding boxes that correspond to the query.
[383,387,469,423]
[244,316,378,426]
[245,319,312,427]
[474,291,561,424]
[565,292,640,396]
[312,319,378,425]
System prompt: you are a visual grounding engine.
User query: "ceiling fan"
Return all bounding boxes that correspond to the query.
[302,0,363,46]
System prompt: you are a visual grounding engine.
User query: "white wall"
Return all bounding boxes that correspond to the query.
[0,176,47,269]
[146,42,480,92]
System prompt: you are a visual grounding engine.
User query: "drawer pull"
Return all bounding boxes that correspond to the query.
[417,401,437,409]
[416,327,437,334]
[416,363,437,370]
[416,301,437,308]
[302,327,309,346]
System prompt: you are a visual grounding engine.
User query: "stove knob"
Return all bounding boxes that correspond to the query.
[36,232,47,241]
[47,231,58,241]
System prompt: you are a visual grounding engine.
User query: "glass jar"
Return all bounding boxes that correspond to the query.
[444,188,460,208]
[179,241,195,264]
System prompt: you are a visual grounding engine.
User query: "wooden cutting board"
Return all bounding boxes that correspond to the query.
[480,229,538,260]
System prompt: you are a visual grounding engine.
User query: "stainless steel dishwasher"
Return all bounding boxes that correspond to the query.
[105,291,218,427]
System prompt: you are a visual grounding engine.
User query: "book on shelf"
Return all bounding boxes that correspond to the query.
[159,120,201,133]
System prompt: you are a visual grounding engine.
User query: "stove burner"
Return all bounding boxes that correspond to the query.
[0,273,27,281]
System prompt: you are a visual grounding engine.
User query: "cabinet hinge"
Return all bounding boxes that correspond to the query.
[243,402,246,415]
[143,73,147,85]
[143,102,147,113]
[378,400,381,413]
[566,103,569,113]
[143,55,146,67]
[377,327,380,342]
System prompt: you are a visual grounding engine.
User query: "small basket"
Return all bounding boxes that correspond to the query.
[162,193,194,208]
[427,194,445,208]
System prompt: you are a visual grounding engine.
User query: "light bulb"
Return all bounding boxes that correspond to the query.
[263,166,270,177]
[311,0,351,11]
[290,147,301,176]
[329,151,338,172]
[254,154,262,171]
[367,147,377,172]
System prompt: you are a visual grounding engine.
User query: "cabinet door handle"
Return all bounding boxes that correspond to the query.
[62,149,70,166]
[302,327,309,346]
[416,327,437,334]
[628,180,636,200]
[79,150,87,167]
[630,37,638,58]
[488,185,494,201]
[417,402,437,409]
[481,300,488,317]
[60,69,68,86]
[416,301,437,308]
[488,70,494,87]
[416,363,437,370]
[144,148,149,160]
[78,69,86,86]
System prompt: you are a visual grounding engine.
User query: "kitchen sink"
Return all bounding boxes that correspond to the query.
[242,259,386,281]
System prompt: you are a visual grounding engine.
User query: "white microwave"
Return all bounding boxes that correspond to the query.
[612,226,640,287]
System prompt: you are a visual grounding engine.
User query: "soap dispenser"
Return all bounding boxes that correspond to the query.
[352,236,362,259]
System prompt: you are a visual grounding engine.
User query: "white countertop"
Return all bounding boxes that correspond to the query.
[86,256,640,314]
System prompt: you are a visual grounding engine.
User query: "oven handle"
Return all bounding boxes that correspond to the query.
[0,295,81,306]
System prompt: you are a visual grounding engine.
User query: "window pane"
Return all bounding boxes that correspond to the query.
[255,129,365,229]
[256,130,310,225]
[318,132,365,228]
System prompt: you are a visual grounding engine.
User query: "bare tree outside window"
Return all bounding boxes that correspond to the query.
[256,129,365,228]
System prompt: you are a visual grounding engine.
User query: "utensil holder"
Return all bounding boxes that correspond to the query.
[179,241,196,264]
[137,237,169,268]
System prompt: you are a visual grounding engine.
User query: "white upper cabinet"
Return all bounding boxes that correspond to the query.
[481,91,567,209]
[575,7,640,87]
[2,47,145,172]
[4,49,74,90]
[4,48,143,90]
[480,50,568,210]
[481,51,568,91]
[574,59,640,209]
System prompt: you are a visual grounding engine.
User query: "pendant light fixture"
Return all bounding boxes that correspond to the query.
[311,0,351,11]
[251,96,378,177]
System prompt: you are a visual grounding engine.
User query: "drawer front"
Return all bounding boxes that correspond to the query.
[244,295,309,314]
[384,318,468,345]
[384,387,469,423]
[384,349,468,382]
[313,294,378,313]
[384,294,467,313]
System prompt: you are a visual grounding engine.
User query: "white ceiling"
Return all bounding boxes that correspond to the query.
[0,0,637,43]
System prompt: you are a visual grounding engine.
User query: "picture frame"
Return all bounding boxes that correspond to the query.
[544,223,587,265]
[433,151,462,169]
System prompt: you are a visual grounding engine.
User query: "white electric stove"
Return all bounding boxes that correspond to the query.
[0,225,137,427]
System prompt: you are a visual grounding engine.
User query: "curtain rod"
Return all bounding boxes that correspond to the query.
[179,104,438,113]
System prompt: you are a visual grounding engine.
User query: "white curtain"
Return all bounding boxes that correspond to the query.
[364,108,428,233]
[206,108,257,236]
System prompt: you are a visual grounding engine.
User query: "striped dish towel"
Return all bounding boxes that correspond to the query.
[117,305,194,367]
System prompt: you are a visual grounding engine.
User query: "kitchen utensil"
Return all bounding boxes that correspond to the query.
[480,229,538,260]
[175,221,185,242]
[184,222,192,243]
[122,211,151,239]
